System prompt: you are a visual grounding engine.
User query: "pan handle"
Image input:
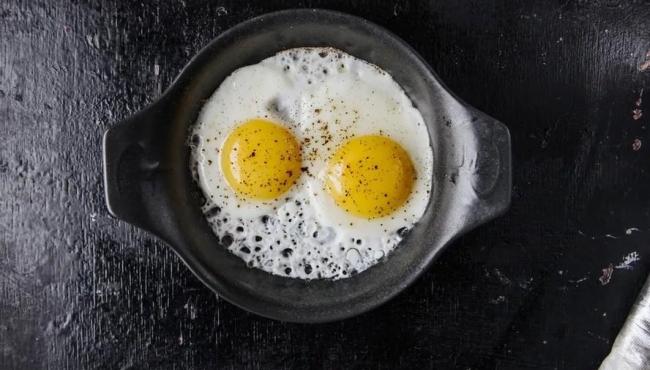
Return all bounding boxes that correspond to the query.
[463,110,512,228]
[102,106,166,235]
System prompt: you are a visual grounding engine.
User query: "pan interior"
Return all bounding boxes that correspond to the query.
[156,10,462,322]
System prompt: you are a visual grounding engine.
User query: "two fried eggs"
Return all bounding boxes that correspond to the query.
[190,48,433,280]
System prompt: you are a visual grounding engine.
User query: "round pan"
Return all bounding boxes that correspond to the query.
[103,9,511,323]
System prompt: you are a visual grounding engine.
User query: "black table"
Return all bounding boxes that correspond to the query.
[2,1,650,369]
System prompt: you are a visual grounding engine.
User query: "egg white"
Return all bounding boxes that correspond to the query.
[190,47,433,279]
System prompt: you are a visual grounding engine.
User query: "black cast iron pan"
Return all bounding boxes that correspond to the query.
[103,9,511,322]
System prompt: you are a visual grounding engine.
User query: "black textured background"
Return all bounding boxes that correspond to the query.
[2,1,650,369]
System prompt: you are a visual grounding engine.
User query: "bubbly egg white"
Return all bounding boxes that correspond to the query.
[190,47,433,280]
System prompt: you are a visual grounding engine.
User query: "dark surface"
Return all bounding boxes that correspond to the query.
[103,8,512,323]
[1,0,649,368]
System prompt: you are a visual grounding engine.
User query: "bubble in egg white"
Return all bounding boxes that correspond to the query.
[190,47,433,280]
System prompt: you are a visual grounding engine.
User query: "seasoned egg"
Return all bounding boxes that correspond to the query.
[325,135,415,219]
[220,118,302,200]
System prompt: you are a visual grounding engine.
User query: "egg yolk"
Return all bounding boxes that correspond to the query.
[325,135,415,219]
[220,119,302,200]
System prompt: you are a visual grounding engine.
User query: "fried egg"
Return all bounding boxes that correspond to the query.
[190,47,433,280]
